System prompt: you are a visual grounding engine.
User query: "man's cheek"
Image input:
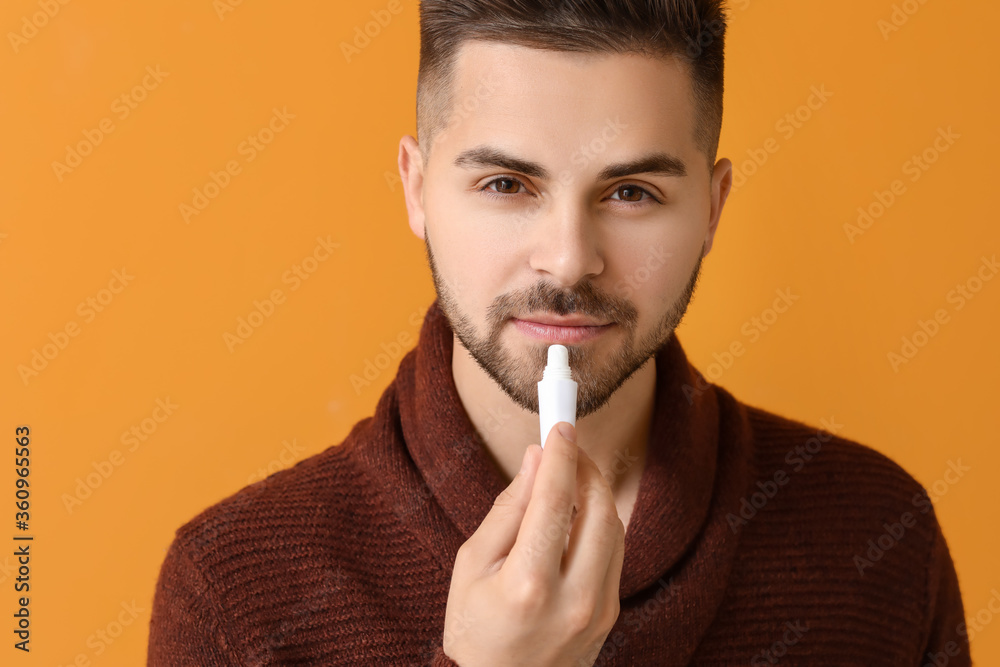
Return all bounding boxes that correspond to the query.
[614,279,634,300]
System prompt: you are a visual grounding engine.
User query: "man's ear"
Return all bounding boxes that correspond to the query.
[398,135,427,240]
[704,157,733,257]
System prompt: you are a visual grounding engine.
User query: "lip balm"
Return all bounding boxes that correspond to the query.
[537,344,578,449]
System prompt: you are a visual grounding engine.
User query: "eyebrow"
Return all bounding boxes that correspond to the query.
[452,145,688,181]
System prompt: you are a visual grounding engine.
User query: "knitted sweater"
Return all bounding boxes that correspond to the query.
[148,299,971,666]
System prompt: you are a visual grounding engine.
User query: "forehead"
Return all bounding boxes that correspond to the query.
[438,40,698,168]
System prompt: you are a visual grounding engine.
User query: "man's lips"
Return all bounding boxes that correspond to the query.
[511,317,614,343]
[515,314,612,327]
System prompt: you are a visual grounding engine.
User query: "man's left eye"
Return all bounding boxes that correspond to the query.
[610,184,654,203]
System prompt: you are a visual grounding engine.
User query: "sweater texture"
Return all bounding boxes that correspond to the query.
[148,299,971,666]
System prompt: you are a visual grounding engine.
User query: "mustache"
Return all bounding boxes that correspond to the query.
[488,281,637,327]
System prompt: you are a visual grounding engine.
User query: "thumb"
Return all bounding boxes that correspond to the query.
[464,444,540,565]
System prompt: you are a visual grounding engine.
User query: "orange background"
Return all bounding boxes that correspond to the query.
[2,0,997,664]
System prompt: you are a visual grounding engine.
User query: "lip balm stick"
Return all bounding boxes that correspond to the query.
[537,344,578,449]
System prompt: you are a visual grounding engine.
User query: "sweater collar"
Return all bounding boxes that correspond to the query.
[395,298,751,600]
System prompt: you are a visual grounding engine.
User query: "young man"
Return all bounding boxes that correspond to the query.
[148,1,971,665]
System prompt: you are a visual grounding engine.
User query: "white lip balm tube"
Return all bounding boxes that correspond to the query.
[537,344,578,449]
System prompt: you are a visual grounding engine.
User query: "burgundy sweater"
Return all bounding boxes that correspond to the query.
[148,299,971,665]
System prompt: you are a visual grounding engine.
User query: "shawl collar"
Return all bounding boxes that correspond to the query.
[393,299,754,606]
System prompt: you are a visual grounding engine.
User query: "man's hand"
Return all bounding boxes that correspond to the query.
[441,421,625,667]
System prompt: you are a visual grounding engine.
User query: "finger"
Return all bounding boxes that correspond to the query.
[509,421,580,584]
[598,507,626,627]
[563,447,623,592]
[462,444,541,570]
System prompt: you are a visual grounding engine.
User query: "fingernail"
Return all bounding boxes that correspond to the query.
[557,422,576,444]
[519,448,530,474]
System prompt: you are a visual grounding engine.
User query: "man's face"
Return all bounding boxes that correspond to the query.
[402,40,729,419]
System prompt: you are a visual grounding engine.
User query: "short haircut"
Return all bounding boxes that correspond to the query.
[416,0,728,174]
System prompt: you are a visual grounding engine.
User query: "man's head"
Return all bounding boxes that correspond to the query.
[416,0,728,173]
[398,0,733,420]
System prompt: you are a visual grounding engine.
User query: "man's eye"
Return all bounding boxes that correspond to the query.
[478,178,660,206]
[481,177,526,196]
[610,184,655,203]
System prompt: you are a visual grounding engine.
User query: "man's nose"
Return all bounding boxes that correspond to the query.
[526,200,605,287]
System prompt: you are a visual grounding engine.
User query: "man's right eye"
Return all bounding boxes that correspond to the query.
[480,176,529,199]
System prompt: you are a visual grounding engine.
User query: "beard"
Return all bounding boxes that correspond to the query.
[424,229,703,419]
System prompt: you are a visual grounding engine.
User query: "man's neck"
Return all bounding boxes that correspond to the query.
[451,333,655,512]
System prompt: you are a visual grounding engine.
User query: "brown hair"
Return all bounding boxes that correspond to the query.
[416,0,728,174]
